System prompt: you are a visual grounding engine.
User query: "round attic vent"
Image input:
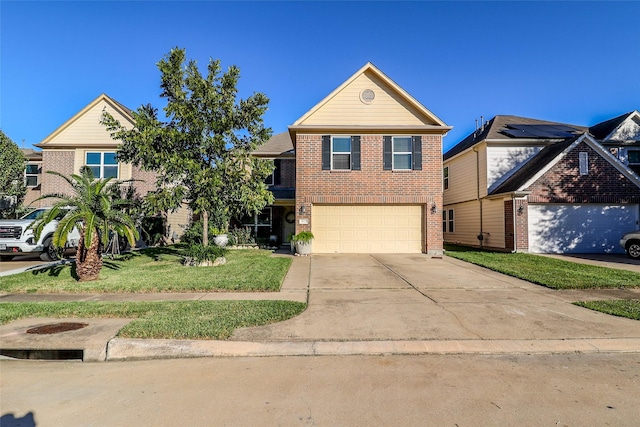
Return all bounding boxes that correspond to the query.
[360,89,375,104]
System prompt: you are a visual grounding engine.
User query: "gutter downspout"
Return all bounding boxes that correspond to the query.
[473,147,483,249]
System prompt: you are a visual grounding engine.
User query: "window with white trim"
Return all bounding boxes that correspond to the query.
[241,207,272,240]
[628,150,640,174]
[392,137,412,170]
[25,163,40,187]
[332,137,351,170]
[443,166,449,190]
[443,209,454,233]
[86,152,119,178]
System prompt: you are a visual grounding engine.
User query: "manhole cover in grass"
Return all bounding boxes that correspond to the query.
[26,322,89,335]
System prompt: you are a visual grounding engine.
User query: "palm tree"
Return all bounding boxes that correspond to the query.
[31,168,139,281]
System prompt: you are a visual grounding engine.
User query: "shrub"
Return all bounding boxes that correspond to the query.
[229,226,255,246]
[183,243,226,265]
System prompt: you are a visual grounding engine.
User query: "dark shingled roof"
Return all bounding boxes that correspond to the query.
[270,189,295,200]
[589,111,636,140]
[444,115,586,161]
[253,131,294,157]
[489,137,578,195]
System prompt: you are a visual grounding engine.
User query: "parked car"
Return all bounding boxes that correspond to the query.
[619,230,640,260]
[0,208,80,261]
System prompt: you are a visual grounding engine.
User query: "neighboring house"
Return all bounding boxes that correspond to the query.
[21,148,43,207]
[254,63,451,254]
[31,94,190,239]
[443,114,640,254]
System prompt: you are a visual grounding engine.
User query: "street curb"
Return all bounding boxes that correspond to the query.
[106,337,640,361]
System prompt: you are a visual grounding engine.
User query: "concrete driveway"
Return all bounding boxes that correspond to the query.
[231,254,640,342]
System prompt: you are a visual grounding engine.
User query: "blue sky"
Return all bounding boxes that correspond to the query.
[1,1,639,153]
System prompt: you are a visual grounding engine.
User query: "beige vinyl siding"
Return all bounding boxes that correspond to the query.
[298,72,437,127]
[443,144,489,205]
[443,201,480,246]
[481,198,506,249]
[166,205,191,240]
[486,145,543,191]
[44,99,130,147]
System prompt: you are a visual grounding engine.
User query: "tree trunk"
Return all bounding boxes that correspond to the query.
[75,228,103,282]
[202,210,209,247]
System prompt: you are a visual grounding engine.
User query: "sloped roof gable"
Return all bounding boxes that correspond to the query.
[590,110,640,141]
[36,94,134,148]
[291,62,449,131]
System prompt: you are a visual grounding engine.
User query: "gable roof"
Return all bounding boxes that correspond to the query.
[289,62,451,134]
[444,115,587,161]
[36,94,134,147]
[489,133,640,196]
[253,131,294,157]
[589,110,640,141]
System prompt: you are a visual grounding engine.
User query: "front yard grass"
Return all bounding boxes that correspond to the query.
[0,300,306,339]
[444,245,640,290]
[574,300,640,321]
[0,247,291,293]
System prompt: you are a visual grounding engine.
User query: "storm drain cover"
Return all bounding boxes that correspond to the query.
[26,322,89,335]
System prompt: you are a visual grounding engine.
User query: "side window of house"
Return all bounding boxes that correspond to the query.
[322,136,361,171]
[383,136,422,170]
[442,209,454,233]
[628,150,640,174]
[86,152,118,179]
[443,166,449,190]
[25,163,40,187]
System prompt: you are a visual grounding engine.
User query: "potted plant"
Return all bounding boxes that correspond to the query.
[293,231,314,255]
[212,227,229,248]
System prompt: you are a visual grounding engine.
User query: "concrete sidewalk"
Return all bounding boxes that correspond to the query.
[1,254,639,362]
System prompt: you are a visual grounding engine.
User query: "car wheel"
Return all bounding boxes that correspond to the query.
[626,241,640,260]
[0,255,15,262]
[40,238,62,261]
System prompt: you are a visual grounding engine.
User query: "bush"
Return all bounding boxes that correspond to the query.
[183,243,226,265]
[229,226,255,246]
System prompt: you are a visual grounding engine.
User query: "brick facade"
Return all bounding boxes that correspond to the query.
[295,133,443,253]
[505,199,529,252]
[278,159,296,188]
[527,141,640,204]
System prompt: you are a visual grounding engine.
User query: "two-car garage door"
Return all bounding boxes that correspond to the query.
[312,205,423,253]
[528,204,639,254]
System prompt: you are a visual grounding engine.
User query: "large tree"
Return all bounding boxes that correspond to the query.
[31,168,139,281]
[102,48,274,246]
[0,130,27,218]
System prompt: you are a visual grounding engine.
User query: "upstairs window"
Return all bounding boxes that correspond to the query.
[25,163,40,187]
[332,137,352,170]
[383,136,422,170]
[322,136,361,170]
[86,152,118,178]
[628,150,640,174]
[443,166,449,190]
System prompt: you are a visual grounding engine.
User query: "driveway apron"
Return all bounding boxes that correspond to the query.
[231,254,640,342]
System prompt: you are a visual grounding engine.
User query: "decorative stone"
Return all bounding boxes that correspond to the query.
[212,256,226,266]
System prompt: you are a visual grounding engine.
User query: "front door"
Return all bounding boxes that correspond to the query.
[282,207,296,244]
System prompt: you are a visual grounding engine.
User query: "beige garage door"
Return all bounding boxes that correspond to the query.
[312,205,423,253]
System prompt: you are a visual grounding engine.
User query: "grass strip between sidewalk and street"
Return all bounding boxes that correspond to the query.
[574,300,640,321]
[0,247,291,293]
[0,300,307,340]
[444,245,640,290]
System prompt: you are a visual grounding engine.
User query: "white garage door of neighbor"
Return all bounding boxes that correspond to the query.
[528,204,639,254]
[312,205,423,253]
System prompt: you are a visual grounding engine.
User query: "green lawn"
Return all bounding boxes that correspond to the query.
[444,245,640,290]
[574,300,640,321]
[0,300,306,339]
[0,247,292,293]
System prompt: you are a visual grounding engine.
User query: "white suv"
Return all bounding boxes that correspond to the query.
[619,230,640,260]
[0,208,80,262]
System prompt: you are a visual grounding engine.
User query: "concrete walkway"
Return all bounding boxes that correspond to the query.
[1,254,639,361]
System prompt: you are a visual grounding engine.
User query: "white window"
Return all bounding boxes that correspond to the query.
[392,136,412,170]
[443,209,454,233]
[579,152,589,175]
[241,207,272,241]
[332,137,351,170]
[264,172,274,186]
[628,150,640,174]
[86,152,118,178]
[443,166,449,190]
[25,163,40,187]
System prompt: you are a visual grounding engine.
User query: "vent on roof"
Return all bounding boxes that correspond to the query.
[502,124,579,139]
